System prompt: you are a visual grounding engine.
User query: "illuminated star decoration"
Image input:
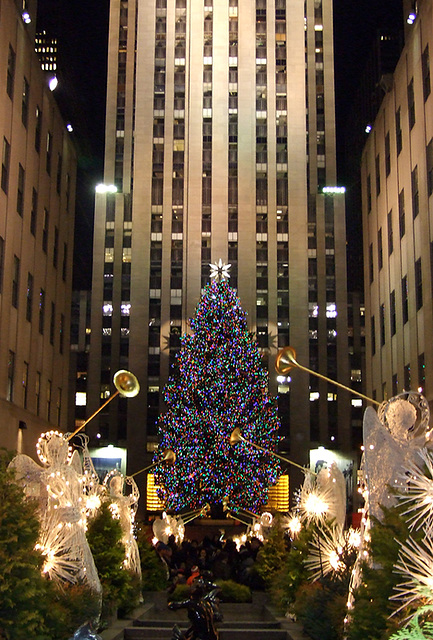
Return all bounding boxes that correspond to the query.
[209,259,231,282]
[306,526,361,581]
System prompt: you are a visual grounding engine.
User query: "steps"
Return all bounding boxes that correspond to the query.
[122,602,290,640]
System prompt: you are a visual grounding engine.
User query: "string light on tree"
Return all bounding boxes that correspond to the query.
[154,272,281,513]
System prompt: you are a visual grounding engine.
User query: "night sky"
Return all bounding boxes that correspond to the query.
[36,0,404,288]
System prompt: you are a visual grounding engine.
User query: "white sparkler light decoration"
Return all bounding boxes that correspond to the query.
[306,527,360,581]
[398,448,433,537]
[393,535,433,613]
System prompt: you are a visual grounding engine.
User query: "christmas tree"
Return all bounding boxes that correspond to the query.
[154,267,281,513]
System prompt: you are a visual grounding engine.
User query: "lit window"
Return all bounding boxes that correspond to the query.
[103,303,113,316]
[351,398,362,407]
[75,392,87,406]
[326,303,337,318]
[310,391,320,401]
[121,302,131,316]
[351,369,362,382]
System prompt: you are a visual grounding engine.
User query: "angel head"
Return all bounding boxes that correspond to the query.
[36,430,72,466]
[382,397,418,443]
[105,470,125,498]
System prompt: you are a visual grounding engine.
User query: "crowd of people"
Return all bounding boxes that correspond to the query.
[155,533,265,591]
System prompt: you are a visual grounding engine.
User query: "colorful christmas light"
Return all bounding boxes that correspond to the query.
[154,279,281,512]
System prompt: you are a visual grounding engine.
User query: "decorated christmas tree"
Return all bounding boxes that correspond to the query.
[154,264,281,513]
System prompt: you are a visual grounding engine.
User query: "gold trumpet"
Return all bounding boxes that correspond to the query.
[275,346,380,406]
[230,427,315,475]
[131,448,176,478]
[67,370,140,441]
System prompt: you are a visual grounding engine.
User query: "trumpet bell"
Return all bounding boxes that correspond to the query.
[113,370,140,397]
[162,449,176,465]
[229,427,243,446]
[275,346,298,375]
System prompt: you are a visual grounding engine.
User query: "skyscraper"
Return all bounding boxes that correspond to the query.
[88,0,351,501]
[0,0,76,455]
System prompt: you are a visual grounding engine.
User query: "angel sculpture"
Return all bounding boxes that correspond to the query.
[104,470,141,578]
[9,430,101,595]
[362,391,430,522]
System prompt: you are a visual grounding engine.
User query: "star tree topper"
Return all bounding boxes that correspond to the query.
[209,259,231,282]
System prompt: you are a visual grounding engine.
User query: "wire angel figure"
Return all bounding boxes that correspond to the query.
[9,430,102,595]
[363,392,430,522]
[104,470,141,578]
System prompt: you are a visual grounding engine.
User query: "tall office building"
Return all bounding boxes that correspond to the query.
[0,0,76,454]
[88,0,351,500]
[362,0,433,404]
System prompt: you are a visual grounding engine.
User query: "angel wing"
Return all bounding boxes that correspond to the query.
[363,406,423,521]
[8,454,44,499]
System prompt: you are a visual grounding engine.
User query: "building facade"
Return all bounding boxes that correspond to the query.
[87,0,351,498]
[361,0,433,403]
[0,0,76,455]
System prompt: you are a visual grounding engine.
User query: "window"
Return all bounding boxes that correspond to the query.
[423,45,431,101]
[42,209,49,252]
[427,139,433,196]
[415,257,423,310]
[21,77,29,127]
[371,315,376,355]
[6,45,15,98]
[46,132,52,175]
[399,189,405,238]
[375,154,380,196]
[380,304,385,346]
[56,154,62,194]
[30,188,38,235]
[388,210,393,255]
[1,137,10,193]
[35,106,42,152]
[50,302,55,345]
[367,175,372,212]
[419,353,426,390]
[378,228,383,270]
[402,275,408,324]
[390,289,396,336]
[22,362,29,409]
[59,313,64,354]
[53,226,59,267]
[39,288,45,334]
[0,236,4,293]
[385,133,391,176]
[62,243,67,281]
[17,164,25,215]
[396,107,402,155]
[412,165,419,218]
[369,243,374,283]
[12,255,20,308]
[36,371,41,415]
[408,79,415,129]
[47,380,52,421]
[7,350,15,402]
[26,272,33,321]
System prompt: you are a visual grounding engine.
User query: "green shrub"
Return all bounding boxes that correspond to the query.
[255,516,289,589]
[136,525,168,592]
[215,580,251,603]
[87,501,140,626]
[169,584,190,602]
[293,581,347,640]
[0,450,53,640]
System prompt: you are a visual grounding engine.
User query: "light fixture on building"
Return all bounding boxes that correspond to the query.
[95,183,118,194]
[48,76,58,91]
[22,11,31,23]
[66,123,73,132]
[322,186,346,195]
[365,124,372,133]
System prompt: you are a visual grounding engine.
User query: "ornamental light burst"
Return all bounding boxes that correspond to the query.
[154,278,281,512]
[392,535,433,613]
[398,448,433,537]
